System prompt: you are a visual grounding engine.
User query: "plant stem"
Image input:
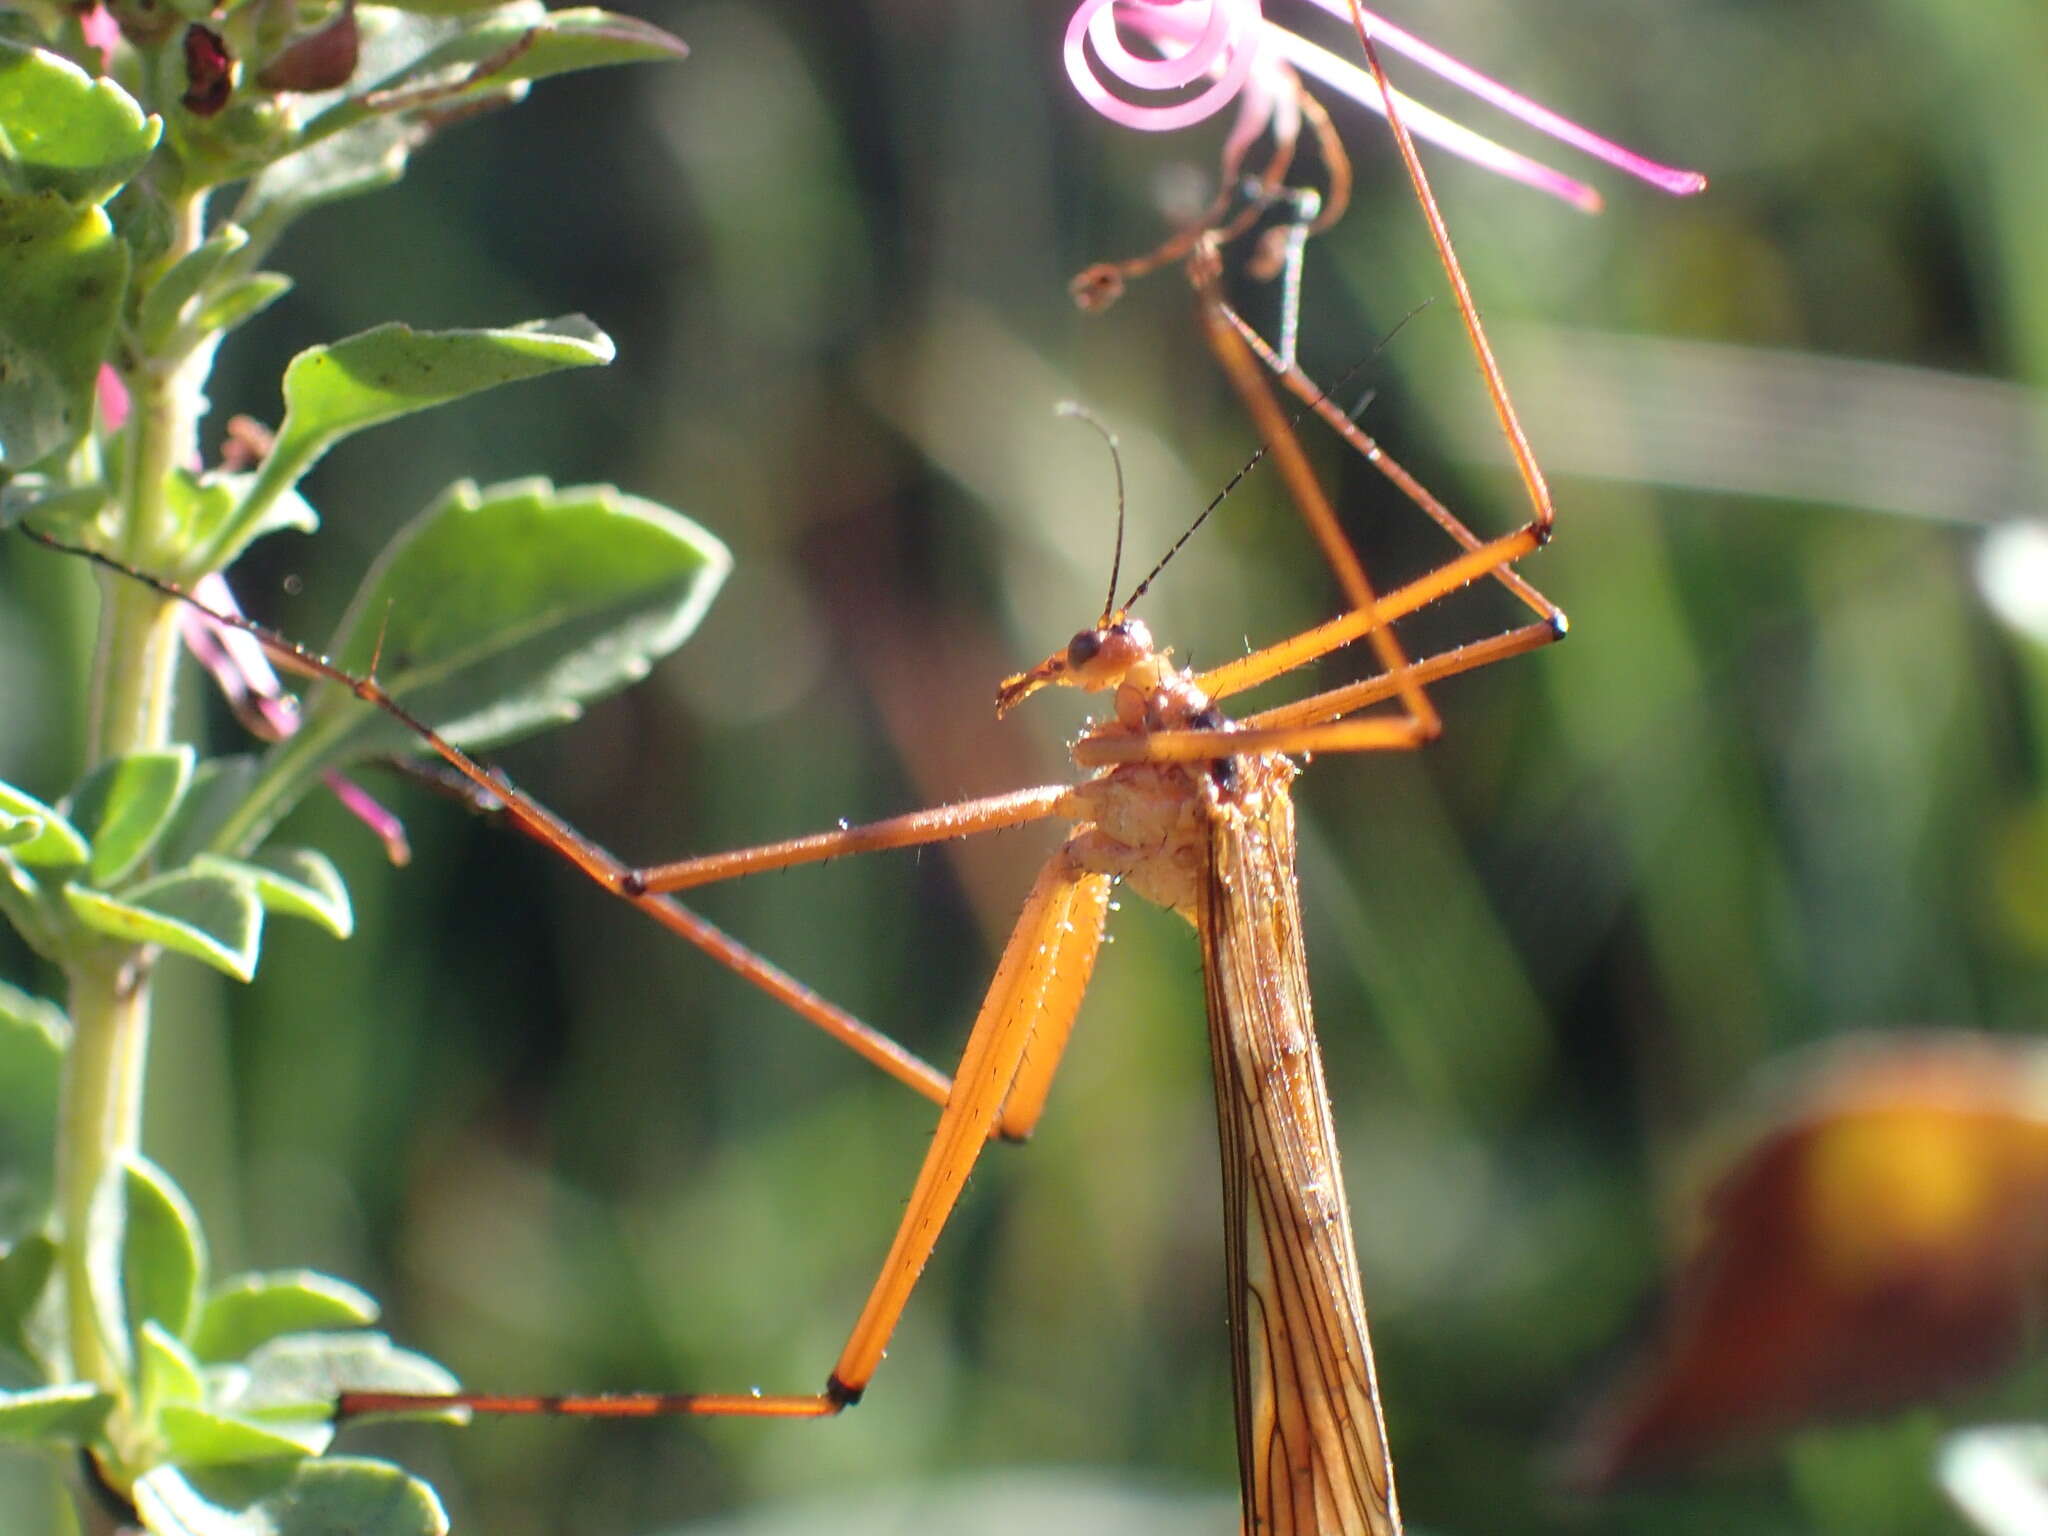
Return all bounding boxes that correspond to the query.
[52,954,148,1402]
[54,184,213,1470]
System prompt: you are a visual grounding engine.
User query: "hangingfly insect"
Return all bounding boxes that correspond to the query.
[26,22,1575,1535]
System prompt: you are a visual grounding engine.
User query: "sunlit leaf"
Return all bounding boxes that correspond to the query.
[204,317,612,565]
[190,851,352,940]
[0,986,62,1245]
[66,746,195,886]
[299,475,728,762]
[0,779,87,867]
[160,1404,331,1465]
[0,41,159,205]
[214,1332,456,1420]
[66,871,263,982]
[0,1383,114,1444]
[191,1272,377,1365]
[134,1457,447,1536]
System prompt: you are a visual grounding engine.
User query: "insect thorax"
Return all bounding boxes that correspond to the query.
[1064,665,1295,921]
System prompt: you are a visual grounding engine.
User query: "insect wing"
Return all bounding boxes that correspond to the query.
[1201,785,1400,1536]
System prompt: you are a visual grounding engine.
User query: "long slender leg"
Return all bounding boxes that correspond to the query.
[338,848,1111,1420]
[15,529,1056,1109]
[1193,250,1438,740]
[1245,619,1562,733]
[1198,528,1540,704]
[635,785,1071,894]
[1213,299,1560,624]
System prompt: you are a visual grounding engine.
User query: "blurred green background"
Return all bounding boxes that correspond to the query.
[4,0,2046,1531]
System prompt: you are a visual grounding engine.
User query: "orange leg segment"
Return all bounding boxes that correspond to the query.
[339,849,1110,1422]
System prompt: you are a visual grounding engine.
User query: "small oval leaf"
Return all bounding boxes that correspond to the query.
[138,1320,205,1417]
[159,1403,332,1465]
[0,41,161,206]
[65,746,196,885]
[0,779,88,866]
[189,851,351,940]
[299,476,728,763]
[355,8,687,106]
[0,1234,57,1362]
[0,983,63,1245]
[191,1271,377,1365]
[0,193,129,468]
[134,1457,447,1536]
[87,1155,205,1374]
[215,1333,456,1419]
[66,871,263,981]
[0,1382,115,1444]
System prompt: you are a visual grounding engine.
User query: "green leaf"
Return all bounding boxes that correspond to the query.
[191,1272,376,1365]
[0,41,160,205]
[156,756,264,868]
[0,779,87,866]
[0,43,150,467]
[135,1458,447,1536]
[192,272,293,336]
[159,1404,331,1465]
[0,987,62,1245]
[191,851,352,940]
[86,1156,204,1368]
[213,1332,456,1419]
[0,1235,56,1357]
[279,315,611,445]
[0,1233,56,1386]
[137,222,248,349]
[298,476,728,762]
[66,870,263,981]
[348,7,686,110]
[238,113,410,237]
[167,465,317,555]
[0,815,36,849]
[0,191,128,469]
[66,746,195,886]
[201,316,613,567]
[138,1320,204,1416]
[0,1383,115,1444]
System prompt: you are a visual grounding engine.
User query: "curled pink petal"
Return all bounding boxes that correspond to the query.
[323,771,411,867]
[1065,0,1262,133]
[1062,0,1704,208]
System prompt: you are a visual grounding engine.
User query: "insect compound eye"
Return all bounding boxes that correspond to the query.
[1066,630,1104,669]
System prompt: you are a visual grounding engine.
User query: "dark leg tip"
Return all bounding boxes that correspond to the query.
[825,1374,864,1408]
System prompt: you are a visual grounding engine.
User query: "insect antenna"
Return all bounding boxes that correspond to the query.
[1120,300,1429,615]
[1053,401,1127,626]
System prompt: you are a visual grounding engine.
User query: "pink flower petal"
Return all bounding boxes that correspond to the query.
[96,364,129,432]
[323,771,412,867]
[78,4,120,70]
[183,574,302,741]
[1062,0,1706,208]
[1311,1,1707,195]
